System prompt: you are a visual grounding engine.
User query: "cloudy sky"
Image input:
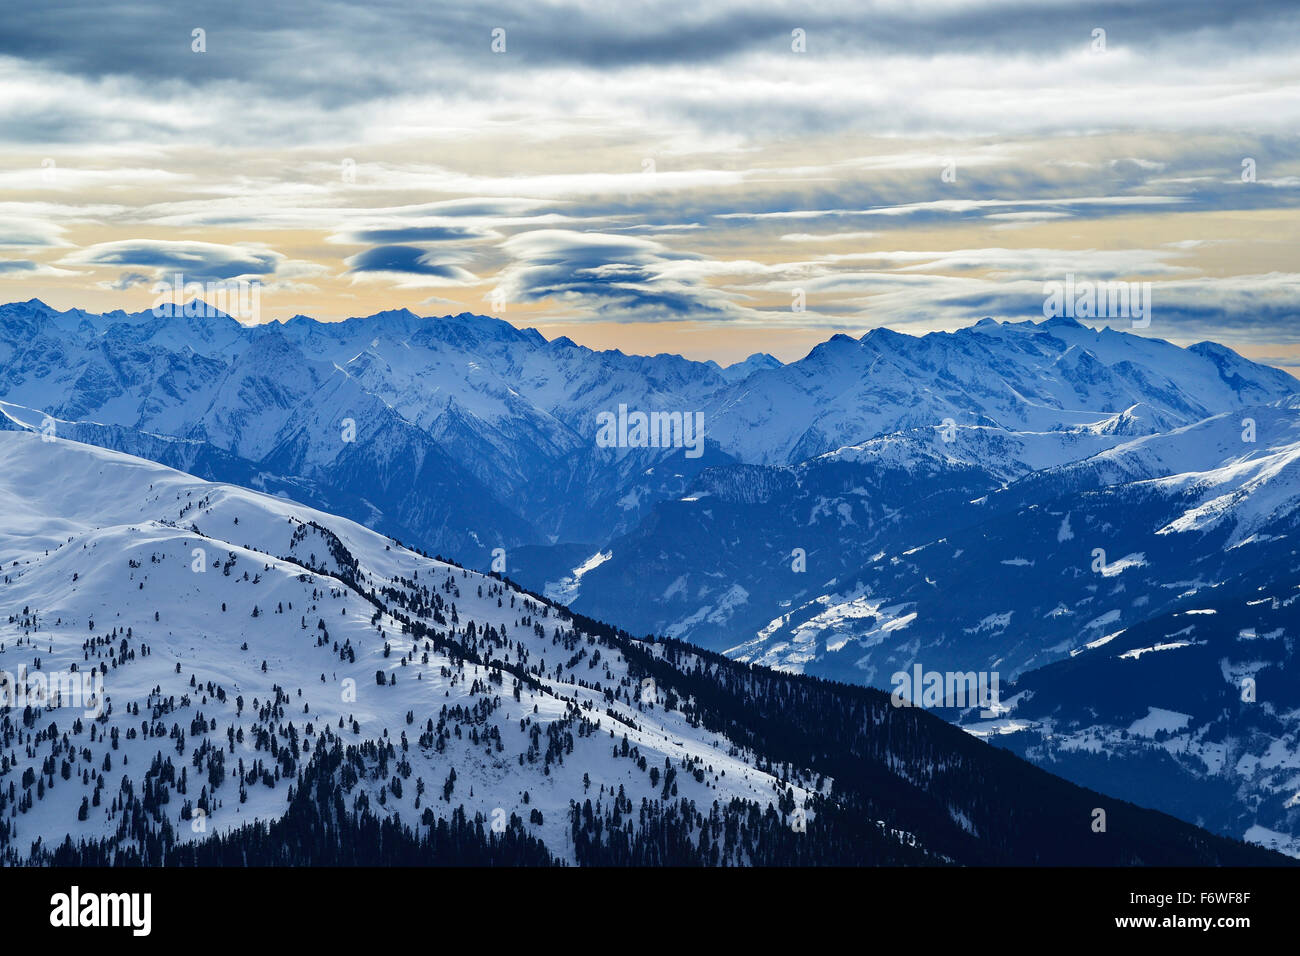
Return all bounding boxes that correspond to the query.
[2,0,1298,365]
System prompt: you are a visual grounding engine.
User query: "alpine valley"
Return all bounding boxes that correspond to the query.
[2,298,1298,863]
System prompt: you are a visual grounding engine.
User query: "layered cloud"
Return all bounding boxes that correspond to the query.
[345,245,479,287]
[61,240,283,282]
[495,229,743,319]
[0,1,1296,360]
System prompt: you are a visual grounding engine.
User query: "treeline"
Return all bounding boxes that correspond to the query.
[479,570,1291,866]
[27,740,556,867]
[612,634,1288,866]
[570,793,932,866]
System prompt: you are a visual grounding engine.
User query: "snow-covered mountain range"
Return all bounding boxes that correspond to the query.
[4,431,1275,865]
[4,299,1291,569]
[0,298,739,557]
[3,297,1299,859]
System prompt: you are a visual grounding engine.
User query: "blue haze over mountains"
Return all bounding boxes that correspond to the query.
[3,296,1300,854]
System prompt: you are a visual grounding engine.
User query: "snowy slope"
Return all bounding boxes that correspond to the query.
[0,431,813,863]
[1,432,1275,866]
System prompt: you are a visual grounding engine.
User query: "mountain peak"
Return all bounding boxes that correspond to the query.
[802,332,864,363]
[149,297,238,321]
[862,326,908,341]
[368,307,420,321]
[721,352,783,383]
[1039,314,1088,331]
